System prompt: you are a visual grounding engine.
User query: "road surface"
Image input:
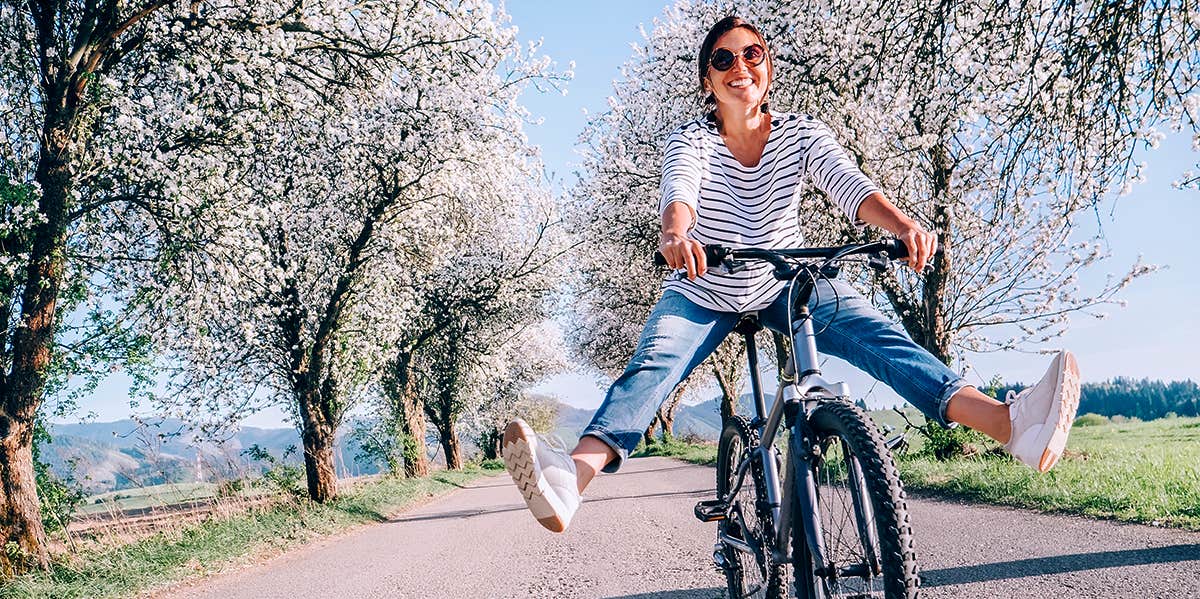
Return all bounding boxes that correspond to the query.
[167,457,1200,598]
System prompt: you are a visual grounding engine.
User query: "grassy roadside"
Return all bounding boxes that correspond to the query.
[633,416,1200,531]
[2,466,500,599]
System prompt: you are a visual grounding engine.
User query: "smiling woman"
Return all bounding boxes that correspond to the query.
[501,11,1082,543]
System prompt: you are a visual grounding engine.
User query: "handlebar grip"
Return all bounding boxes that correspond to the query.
[653,245,730,267]
[881,238,909,260]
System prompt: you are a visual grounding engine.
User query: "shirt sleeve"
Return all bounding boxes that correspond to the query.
[803,120,880,228]
[658,126,704,228]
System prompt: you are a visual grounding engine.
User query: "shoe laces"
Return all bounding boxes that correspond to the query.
[1004,388,1028,405]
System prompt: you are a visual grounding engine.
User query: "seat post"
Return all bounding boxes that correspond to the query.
[735,315,768,421]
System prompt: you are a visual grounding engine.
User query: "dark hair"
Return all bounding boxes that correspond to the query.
[697,16,771,128]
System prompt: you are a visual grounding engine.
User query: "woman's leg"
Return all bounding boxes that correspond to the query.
[945,387,1011,443]
[762,279,1077,472]
[760,278,968,428]
[575,290,738,492]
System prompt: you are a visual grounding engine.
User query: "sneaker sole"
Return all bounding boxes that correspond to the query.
[1036,351,1081,472]
[502,420,570,532]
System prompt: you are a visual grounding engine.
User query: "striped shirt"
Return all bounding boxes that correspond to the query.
[659,113,880,312]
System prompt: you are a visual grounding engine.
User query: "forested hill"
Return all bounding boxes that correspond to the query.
[991,378,1199,420]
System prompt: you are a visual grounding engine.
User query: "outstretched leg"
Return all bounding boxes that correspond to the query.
[761,278,1080,472]
[502,290,737,532]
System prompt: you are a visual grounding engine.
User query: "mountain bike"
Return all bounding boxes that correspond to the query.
[657,239,920,598]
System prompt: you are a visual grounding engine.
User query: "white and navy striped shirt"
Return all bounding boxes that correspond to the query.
[660,113,879,312]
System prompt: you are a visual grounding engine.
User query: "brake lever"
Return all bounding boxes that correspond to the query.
[867,252,889,272]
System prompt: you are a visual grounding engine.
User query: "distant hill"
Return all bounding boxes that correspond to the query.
[551,394,762,444]
[40,419,378,494]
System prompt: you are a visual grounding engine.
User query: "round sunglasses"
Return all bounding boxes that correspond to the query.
[709,44,766,71]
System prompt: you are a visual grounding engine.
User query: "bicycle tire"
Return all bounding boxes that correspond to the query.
[790,401,919,598]
[716,416,787,598]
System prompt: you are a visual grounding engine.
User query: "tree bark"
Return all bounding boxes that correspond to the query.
[439,423,462,470]
[920,144,954,365]
[0,115,75,573]
[643,414,660,446]
[0,417,47,575]
[389,351,429,477]
[713,362,738,420]
[298,386,338,502]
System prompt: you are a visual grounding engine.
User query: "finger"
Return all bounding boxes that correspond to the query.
[692,241,707,277]
[683,246,697,280]
[914,235,929,272]
[904,235,920,270]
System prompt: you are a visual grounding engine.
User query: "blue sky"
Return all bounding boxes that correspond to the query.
[64,1,1197,425]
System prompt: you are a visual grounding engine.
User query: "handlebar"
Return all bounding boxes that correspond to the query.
[653,238,913,269]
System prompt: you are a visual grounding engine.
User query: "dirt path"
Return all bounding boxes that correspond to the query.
[167,457,1200,598]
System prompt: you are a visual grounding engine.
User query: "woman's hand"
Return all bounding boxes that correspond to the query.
[659,232,707,280]
[854,192,937,272]
[895,222,937,272]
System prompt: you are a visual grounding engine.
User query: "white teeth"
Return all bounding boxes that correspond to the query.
[729,78,753,88]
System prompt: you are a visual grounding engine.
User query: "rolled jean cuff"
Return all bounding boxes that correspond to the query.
[579,426,629,473]
[936,378,971,428]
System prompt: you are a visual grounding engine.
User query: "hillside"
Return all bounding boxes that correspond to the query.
[40,419,378,494]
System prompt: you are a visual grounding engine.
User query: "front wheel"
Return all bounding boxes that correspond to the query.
[791,401,919,598]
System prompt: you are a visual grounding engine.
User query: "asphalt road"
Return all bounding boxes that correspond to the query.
[166,457,1200,598]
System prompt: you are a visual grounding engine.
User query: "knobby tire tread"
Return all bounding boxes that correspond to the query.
[794,401,919,599]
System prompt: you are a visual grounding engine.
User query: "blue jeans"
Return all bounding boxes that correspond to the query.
[581,281,968,472]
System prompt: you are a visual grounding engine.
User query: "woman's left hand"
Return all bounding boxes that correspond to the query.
[896,222,937,272]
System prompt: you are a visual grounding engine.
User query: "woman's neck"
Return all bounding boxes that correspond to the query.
[716,105,769,138]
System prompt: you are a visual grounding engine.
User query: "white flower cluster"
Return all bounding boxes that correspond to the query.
[567,0,1193,367]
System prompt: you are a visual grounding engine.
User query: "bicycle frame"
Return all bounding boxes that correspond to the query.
[720,268,856,580]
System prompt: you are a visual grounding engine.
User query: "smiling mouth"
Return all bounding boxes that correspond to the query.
[728,78,754,89]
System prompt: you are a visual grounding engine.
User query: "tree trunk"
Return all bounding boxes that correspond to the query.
[643,414,660,446]
[480,426,501,460]
[439,423,462,470]
[388,351,429,478]
[919,144,954,365]
[400,383,429,477]
[0,417,47,575]
[0,119,75,573]
[658,383,686,441]
[298,388,338,502]
[713,362,738,420]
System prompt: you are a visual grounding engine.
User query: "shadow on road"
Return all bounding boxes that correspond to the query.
[921,543,1200,587]
[602,588,725,599]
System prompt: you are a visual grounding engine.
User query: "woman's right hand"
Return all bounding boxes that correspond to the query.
[659,232,707,280]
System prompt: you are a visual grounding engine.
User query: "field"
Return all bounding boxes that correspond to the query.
[636,413,1200,530]
[4,466,498,599]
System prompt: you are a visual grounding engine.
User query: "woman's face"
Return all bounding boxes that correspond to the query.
[705,27,771,113]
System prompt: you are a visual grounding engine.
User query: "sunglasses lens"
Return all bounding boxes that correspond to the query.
[744,45,764,65]
[710,48,735,71]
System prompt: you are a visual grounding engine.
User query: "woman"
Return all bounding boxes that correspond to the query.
[502,16,1080,533]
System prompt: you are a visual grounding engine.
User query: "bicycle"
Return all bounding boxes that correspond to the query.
[656,239,921,599]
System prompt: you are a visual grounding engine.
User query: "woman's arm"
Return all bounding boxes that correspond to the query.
[660,202,706,280]
[855,191,937,272]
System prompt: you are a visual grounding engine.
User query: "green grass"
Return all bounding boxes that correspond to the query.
[634,414,1200,531]
[898,416,1200,530]
[2,468,493,598]
[634,436,718,465]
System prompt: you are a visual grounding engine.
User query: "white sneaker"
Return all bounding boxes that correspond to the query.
[502,418,581,532]
[1004,350,1081,473]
